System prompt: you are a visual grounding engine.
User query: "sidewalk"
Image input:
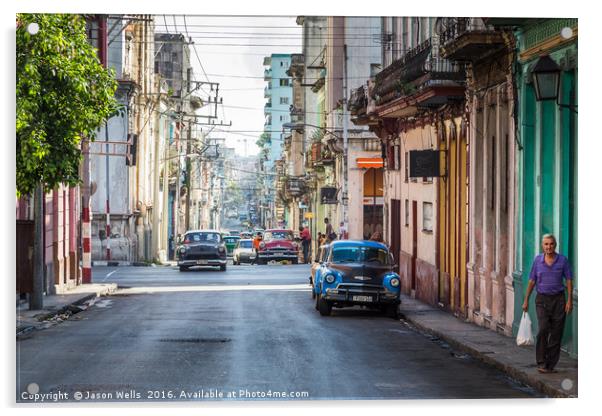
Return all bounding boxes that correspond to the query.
[398,293,577,398]
[16,283,118,338]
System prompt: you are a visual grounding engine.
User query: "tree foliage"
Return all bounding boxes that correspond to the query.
[16,14,119,196]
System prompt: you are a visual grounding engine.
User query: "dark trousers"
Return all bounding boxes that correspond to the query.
[302,240,310,263]
[535,292,566,370]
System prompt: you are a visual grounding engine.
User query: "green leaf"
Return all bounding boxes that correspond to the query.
[16,13,118,196]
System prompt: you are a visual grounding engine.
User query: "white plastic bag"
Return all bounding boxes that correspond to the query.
[516,312,534,346]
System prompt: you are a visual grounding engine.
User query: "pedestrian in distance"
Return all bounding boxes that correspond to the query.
[338,221,348,240]
[300,225,311,264]
[522,234,573,374]
[317,233,326,254]
[251,233,262,265]
[324,217,333,238]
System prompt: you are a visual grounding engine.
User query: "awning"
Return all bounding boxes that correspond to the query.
[356,157,383,168]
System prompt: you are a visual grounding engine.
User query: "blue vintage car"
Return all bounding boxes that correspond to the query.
[312,240,401,317]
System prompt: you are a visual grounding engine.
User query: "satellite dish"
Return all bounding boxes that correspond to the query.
[90,181,97,196]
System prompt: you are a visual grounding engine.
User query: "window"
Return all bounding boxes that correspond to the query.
[404,152,409,182]
[331,246,390,264]
[280,78,290,87]
[422,202,433,232]
[405,199,409,226]
[280,97,289,105]
[264,231,294,241]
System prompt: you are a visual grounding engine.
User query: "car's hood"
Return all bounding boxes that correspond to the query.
[263,240,295,249]
[328,262,393,284]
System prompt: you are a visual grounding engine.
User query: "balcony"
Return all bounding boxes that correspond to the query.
[264,86,272,98]
[264,69,272,81]
[372,39,465,118]
[311,142,335,167]
[287,54,305,78]
[439,18,505,62]
[348,85,369,125]
[311,68,326,93]
[285,176,306,198]
[290,107,305,125]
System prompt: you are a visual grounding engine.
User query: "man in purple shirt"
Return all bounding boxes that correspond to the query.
[522,234,573,373]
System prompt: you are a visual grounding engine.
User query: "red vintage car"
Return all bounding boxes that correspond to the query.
[256,229,300,265]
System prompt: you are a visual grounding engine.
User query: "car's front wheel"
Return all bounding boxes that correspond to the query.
[220,264,227,272]
[317,294,332,316]
[179,266,189,272]
[384,304,399,319]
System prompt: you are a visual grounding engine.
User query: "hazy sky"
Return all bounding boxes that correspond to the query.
[156,15,302,157]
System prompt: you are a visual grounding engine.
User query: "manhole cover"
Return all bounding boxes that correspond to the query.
[159,338,231,343]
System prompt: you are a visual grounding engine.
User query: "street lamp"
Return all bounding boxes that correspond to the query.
[531,55,560,102]
[531,54,577,112]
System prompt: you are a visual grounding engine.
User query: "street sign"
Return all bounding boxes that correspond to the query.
[304,212,314,219]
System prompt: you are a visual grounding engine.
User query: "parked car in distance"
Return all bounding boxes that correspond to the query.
[256,229,299,264]
[240,231,253,239]
[233,239,257,265]
[223,235,241,256]
[229,230,240,236]
[313,240,401,317]
[310,244,331,298]
[177,230,227,272]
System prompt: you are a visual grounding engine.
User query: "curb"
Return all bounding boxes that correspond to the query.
[92,261,157,267]
[400,312,574,398]
[17,284,118,338]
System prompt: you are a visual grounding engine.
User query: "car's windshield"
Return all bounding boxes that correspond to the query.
[238,240,253,248]
[264,231,293,241]
[186,232,221,243]
[331,246,390,264]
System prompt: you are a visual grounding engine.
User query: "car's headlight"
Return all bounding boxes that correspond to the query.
[292,242,298,249]
[390,277,400,287]
[179,247,187,254]
[259,242,265,249]
[325,273,335,284]
[218,245,226,253]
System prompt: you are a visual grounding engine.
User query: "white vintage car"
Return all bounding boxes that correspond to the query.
[232,239,257,265]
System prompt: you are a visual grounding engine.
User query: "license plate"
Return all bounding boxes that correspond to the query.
[352,295,373,302]
[197,260,208,265]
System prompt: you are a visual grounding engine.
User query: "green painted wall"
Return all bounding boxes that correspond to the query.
[512,23,578,357]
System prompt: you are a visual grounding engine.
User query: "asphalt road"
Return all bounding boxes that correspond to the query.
[16,263,541,402]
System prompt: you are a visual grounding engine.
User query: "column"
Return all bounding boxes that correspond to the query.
[491,84,507,329]
[466,94,481,320]
[479,89,494,323]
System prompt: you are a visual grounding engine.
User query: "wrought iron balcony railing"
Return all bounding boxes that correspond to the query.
[372,38,465,107]
[439,18,505,61]
[348,85,368,114]
[372,39,432,104]
[285,176,306,197]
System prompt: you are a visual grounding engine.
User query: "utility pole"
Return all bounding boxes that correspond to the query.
[342,43,349,231]
[105,122,111,260]
[30,183,44,310]
[185,122,192,231]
